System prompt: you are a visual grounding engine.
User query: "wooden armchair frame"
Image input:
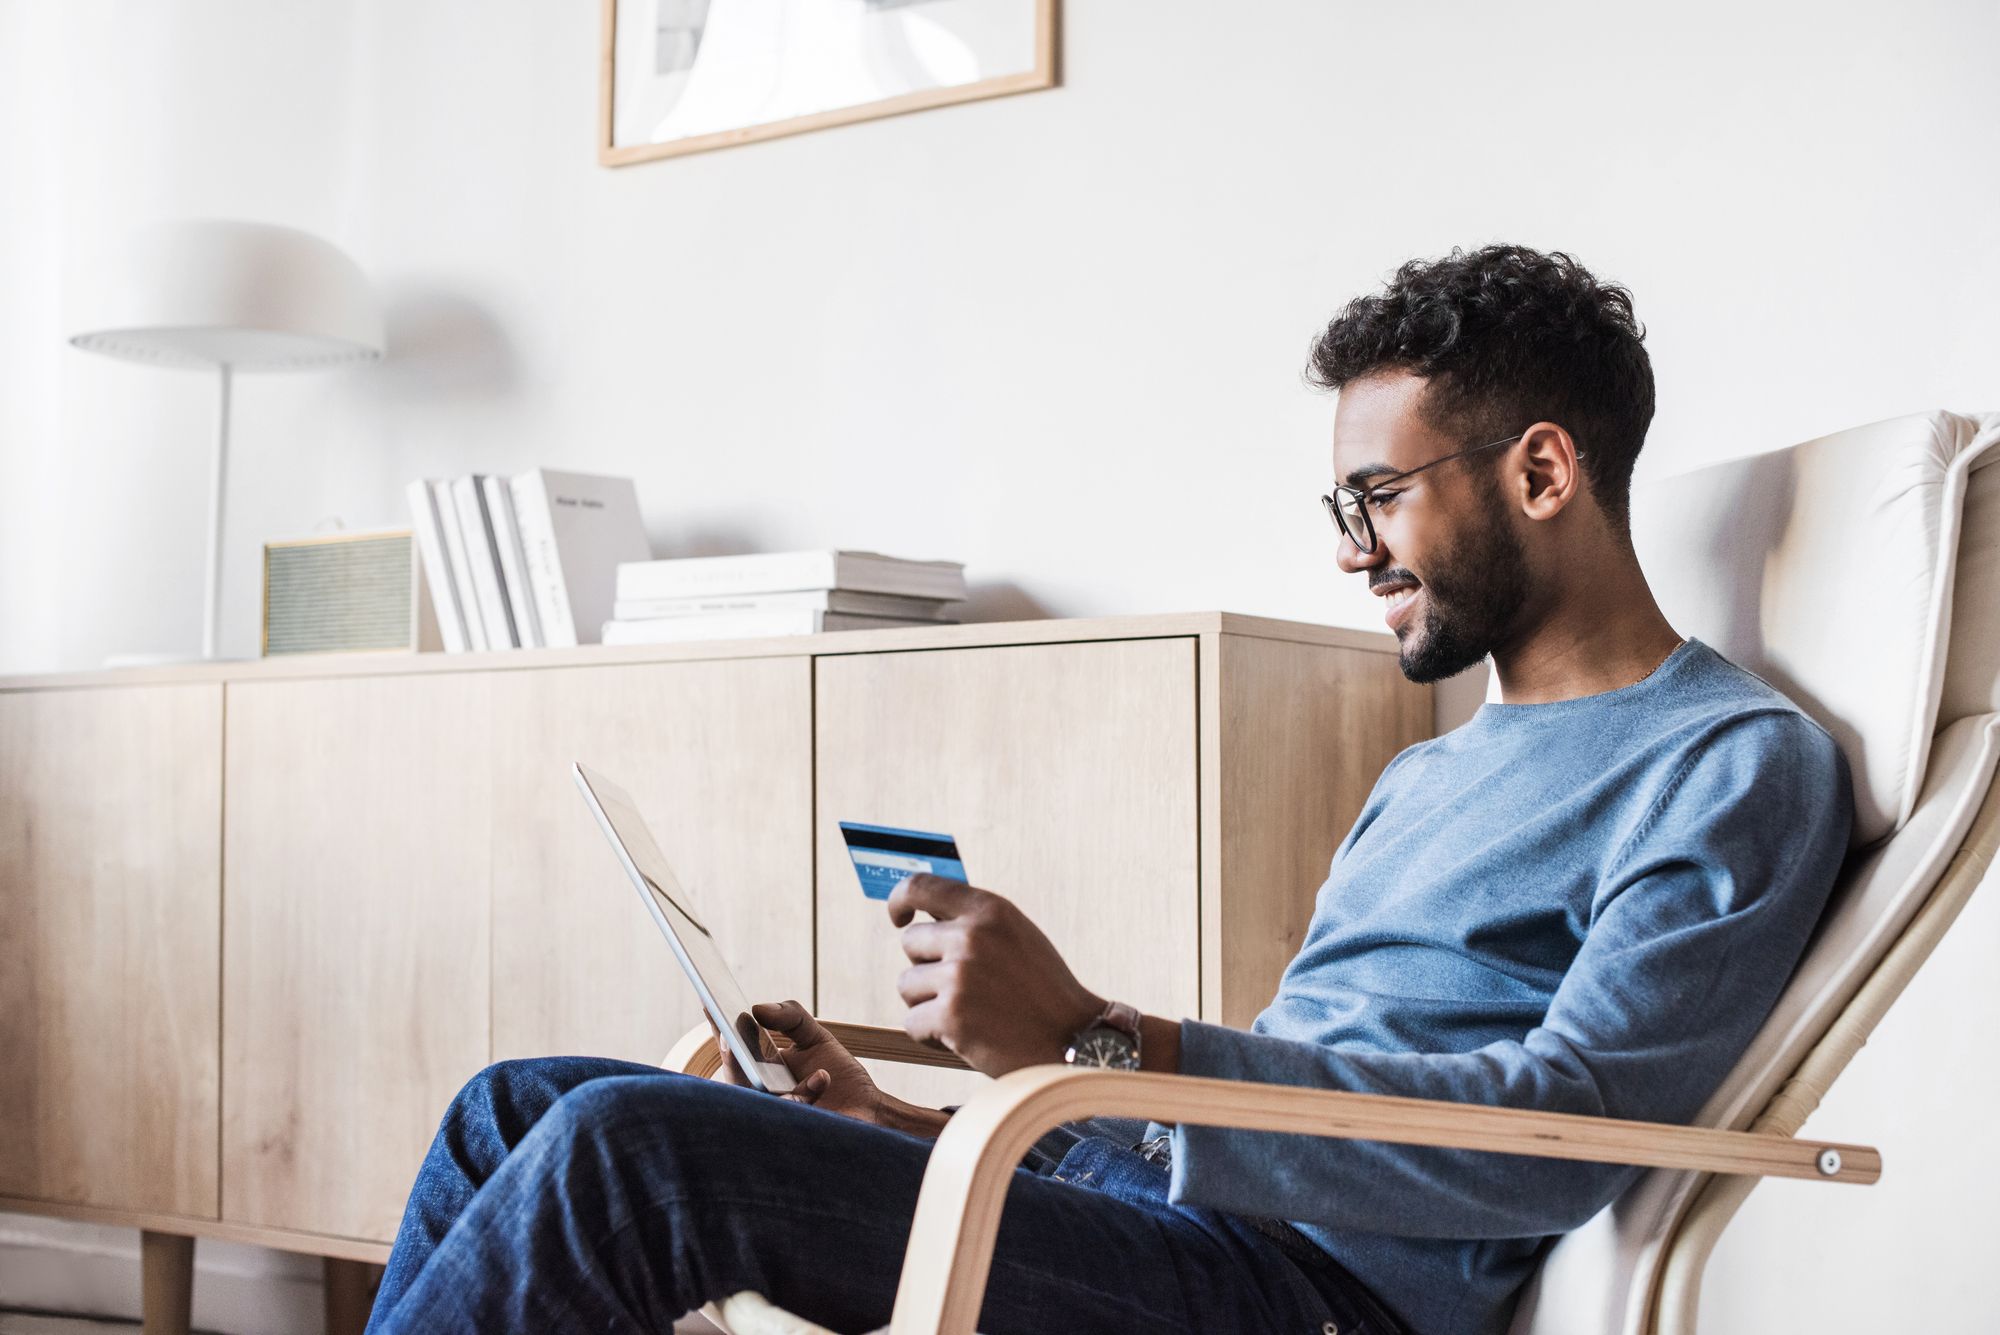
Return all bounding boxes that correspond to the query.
[664,1022,1878,1335]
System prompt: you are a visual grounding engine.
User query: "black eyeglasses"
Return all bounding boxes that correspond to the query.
[1321,432,1582,554]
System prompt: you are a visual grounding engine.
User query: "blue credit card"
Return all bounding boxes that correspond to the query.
[838,821,966,900]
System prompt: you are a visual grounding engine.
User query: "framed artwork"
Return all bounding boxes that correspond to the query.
[599,0,1059,166]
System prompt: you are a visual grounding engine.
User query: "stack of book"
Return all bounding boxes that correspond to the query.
[602,550,967,645]
[406,469,651,652]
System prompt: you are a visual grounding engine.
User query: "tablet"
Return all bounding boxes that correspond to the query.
[572,762,797,1096]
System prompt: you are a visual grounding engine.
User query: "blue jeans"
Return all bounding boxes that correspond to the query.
[364,1057,1403,1335]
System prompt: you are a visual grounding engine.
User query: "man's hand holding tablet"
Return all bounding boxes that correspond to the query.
[703,1000,954,1137]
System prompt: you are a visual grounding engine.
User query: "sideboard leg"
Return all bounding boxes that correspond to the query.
[325,1257,384,1335]
[139,1230,195,1335]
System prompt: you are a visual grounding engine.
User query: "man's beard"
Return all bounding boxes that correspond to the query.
[1395,493,1529,684]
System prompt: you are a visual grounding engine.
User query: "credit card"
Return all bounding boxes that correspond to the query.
[839,821,966,900]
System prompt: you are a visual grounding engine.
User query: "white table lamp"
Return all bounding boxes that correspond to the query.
[69,219,384,661]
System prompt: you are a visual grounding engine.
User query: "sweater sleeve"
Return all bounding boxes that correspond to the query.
[1166,712,1852,1239]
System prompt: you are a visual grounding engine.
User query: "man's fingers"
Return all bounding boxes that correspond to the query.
[901,999,955,1052]
[897,920,957,964]
[751,999,832,1049]
[714,1045,748,1087]
[785,1069,831,1105]
[896,960,949,1007]
[886,873,977,927]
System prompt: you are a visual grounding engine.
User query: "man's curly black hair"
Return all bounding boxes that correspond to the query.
[1306,244,1655,535]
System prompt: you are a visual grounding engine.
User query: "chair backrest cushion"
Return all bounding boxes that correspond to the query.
[1630,411,2000,845]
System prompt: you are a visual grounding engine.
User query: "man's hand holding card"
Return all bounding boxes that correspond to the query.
[841,821,1107,1075]
[883,871,1107,1079]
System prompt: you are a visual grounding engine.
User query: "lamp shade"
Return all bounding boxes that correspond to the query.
[69,219,384,371]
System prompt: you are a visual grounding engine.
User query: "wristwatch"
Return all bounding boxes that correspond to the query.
[1064,1000,1143,1071]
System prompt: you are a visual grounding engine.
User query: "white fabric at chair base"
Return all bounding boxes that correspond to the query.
[704,1291,853,1335]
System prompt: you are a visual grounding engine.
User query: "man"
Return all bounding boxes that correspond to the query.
[365,245,1851,1335]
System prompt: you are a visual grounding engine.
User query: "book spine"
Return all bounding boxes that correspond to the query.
[433,479,488,651]
[483,475,541,649]
[600,611,940,645]
[511,471,576,648]
[405,480,468,653]
[615,551,838,601]
[452,475,518,649]
[602,609,822,644]
[611,590,955,620]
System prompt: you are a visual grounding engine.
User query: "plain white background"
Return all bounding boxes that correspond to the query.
[1,1,1996,1331]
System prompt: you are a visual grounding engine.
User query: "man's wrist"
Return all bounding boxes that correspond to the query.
[1058,1002,1180,1074]
[879,1095,953,1141]
[1137,1013,1181,1074]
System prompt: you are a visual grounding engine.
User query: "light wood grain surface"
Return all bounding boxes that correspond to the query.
[488,658,814,1063]
[0,613,1398,693]
[1203,635,1432,1025]
[1,614,1418,1274]
[814,639,1200,1108]
[0,1192,391,1264]
[221,673,495,1242]
[0,686,221,1217]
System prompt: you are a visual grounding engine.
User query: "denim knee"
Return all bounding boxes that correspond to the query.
[527,1072,734,1181]
[542,1069,711,1136]
[443,1056,636,1149]
[449,1059,546,1130]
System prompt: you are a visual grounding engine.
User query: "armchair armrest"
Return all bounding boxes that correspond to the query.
[665,1019,974,1080]
[887,1065,1880,1335]
[665,1020,1875,1335]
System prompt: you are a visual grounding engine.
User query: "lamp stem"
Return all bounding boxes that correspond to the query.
[203,363,232,660]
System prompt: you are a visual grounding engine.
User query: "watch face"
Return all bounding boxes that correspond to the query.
[1067,1026,1140,1071]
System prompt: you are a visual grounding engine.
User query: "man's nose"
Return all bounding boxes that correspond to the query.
[1335,528,1387,575]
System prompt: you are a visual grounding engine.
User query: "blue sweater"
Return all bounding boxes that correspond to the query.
[1155,639,1852,1335]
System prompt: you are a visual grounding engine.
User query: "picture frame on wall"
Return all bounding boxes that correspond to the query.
[599,0,1059,166]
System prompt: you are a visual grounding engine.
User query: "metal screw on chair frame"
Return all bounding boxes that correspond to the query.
[1321,1323,1339,1335]
[1816,1148,1843,1176]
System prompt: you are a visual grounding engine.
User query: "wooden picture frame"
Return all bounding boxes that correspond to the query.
[598,0,1058,167]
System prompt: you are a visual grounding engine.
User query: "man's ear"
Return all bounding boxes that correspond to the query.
[1516,422,1584,522]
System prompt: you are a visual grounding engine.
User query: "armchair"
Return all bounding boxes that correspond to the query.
[673,410,2000,1335]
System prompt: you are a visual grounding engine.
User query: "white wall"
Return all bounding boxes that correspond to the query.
[2,1,1997,1330]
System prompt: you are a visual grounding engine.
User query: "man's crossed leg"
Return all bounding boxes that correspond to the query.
[362,1057,1361,1334]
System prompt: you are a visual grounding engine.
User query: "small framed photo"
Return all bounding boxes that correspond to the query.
[600,0,1059,166]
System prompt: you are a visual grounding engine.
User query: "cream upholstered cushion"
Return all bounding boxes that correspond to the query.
[1511,410,2000,1335]
[1633,411,2000,845]
[703,1290,841,1334]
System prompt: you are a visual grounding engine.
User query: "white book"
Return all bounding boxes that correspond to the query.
[601,610,947,646]
[433,479,488,651]
[510,469,651,647]
[405,480,468,653]
[451,475,518,649]
[483,474,542,650]
[610,589,958,622]
[615,550,966,602]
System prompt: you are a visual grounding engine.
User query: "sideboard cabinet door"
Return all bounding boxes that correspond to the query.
[222,673,495,1243]
[0,685,221,1217]
[486,657,814,1065]
[814,638,1200,1106]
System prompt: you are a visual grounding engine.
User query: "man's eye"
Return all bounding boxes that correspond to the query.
[1368,489,1403,510]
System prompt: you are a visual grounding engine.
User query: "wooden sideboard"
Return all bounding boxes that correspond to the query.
[0,612,1429,1328]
